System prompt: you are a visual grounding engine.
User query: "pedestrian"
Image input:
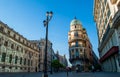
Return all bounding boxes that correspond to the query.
[92,66,95,73]
[76,67,78,73]
[66,67,69,77]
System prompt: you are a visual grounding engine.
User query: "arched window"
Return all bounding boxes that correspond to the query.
[1,53,6,62]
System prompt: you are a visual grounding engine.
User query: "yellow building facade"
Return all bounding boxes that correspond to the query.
[68,18,93,72]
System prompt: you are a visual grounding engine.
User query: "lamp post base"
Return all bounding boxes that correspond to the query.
[42,73,48,77]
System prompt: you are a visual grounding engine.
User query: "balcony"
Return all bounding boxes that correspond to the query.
[99,46,119,62]
[99,26,114,51]
[69,56,82,63]
[69,45,85,48]
[69,56,89,63]
[68,36,85,43]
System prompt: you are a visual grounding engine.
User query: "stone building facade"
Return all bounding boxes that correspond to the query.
[0,21,39,72]
[56,51,68,67]
[31,39,54,72]
[94,0,120,72]
[68,18,93,72]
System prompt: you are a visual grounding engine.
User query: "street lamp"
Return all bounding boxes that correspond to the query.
[43,11,53,77]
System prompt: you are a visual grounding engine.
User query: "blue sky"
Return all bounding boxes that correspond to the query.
[0,0,98,66]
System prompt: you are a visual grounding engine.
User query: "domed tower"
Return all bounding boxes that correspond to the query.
[68,17,92,71]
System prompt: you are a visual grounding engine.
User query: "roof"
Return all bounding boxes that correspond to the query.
[70,17,82,26]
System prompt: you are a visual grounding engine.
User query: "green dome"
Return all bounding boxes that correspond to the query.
[70,18,81,26]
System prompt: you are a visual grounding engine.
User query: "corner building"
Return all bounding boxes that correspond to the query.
[68,18,93,72]
[94,0,120,72]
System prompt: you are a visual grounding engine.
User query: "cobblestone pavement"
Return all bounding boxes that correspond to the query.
[0,72,120,77]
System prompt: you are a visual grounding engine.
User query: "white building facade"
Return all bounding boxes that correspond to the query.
[0,21,39,72]
[94,0,120,72]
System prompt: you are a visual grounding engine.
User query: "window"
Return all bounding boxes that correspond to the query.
[21,48,23,53]
[24,58,26,65]
[0,26,4,32]
[7,30,10,35]
[11,44,14,49]
[76,49,79,57]
[15,56,18,64]
[4,41,8,46]
[2,66,5,69]
[28,59,30,66]
[13,34,16,39]
[80,49,82,52]
[75,25,76,28]
[9,66,12,69]
[72,55,74,58]
[15,66,17,69]
[9,54,12,63]
[74,32,78,37]
[16,46,19,51]
[71,49,74,54]
[20,57,22,64]
[20,67,22,70]
[18,37,20,41]
[31,60,32,66]
[1,53,6,62]
[75,41,78,46]
[107,9,111,18]
[0,38,1,46]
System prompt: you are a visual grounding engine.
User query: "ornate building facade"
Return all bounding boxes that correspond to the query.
[68,18,93,72]
[94,0,120,72]
[0,21,39,72]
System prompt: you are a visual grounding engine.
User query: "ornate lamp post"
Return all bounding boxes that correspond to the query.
[43,11,53,77]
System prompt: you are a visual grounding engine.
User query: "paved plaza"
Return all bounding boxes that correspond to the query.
[0,72,120,77]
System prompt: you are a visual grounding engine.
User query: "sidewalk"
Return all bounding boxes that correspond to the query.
[0,71,120,77]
